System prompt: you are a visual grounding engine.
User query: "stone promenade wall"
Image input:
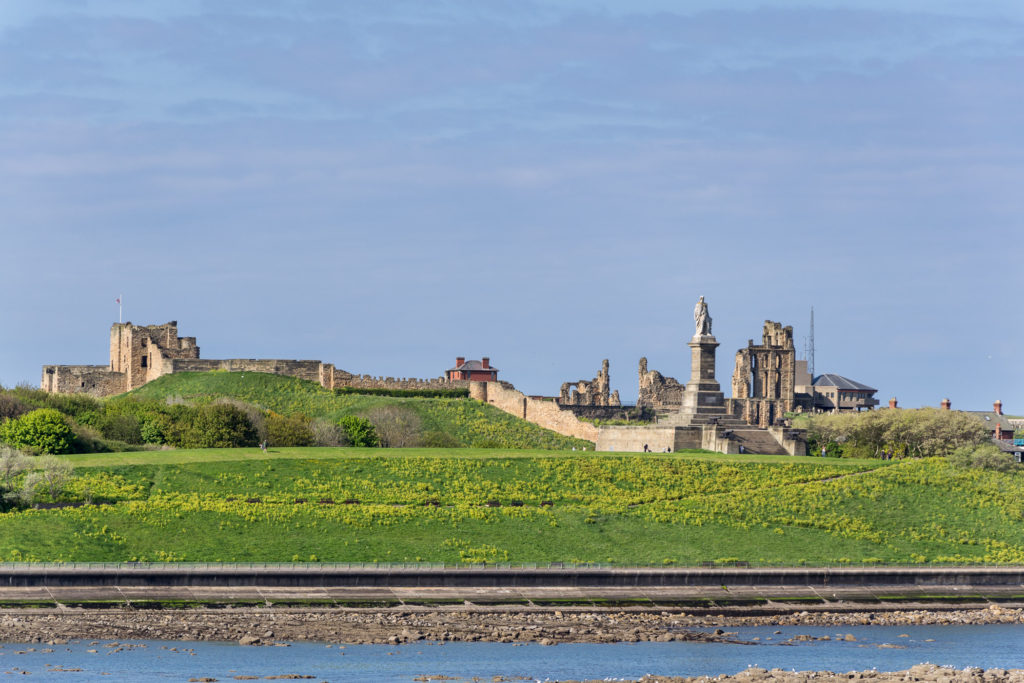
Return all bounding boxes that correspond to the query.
[471,381,600,443]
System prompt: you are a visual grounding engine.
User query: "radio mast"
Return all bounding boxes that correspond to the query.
[808,306,815,379]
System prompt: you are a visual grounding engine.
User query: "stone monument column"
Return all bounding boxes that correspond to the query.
[676,296,727,420]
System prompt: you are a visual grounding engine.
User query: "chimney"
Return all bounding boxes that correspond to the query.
[996,422,1003,440]
[889,397,898,409]
[482,357,490,369]
[994,399,1003,416]
[941,398,951,411]
[456,356,465,367]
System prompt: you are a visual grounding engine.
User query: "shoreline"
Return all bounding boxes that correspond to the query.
[1,605,1021,646]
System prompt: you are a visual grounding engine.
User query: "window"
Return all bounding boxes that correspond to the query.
[141,356,148,368]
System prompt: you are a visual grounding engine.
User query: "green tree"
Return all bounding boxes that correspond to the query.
[0,408,74,454]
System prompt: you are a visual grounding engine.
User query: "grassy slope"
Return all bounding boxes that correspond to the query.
[126,371,591,450]
[3,450,1023,565]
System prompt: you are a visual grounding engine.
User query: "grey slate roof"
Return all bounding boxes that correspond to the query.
[812,373,876,392]
[965,411,1016,431]
[448,360,498,373]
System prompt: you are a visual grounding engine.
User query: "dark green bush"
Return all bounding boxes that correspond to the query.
[97,413,143,444]
[181,404,258,448]
[339,415,378,447]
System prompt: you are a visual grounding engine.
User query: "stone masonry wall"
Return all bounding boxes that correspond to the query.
[472,381,600,443]
[41,365,127,398]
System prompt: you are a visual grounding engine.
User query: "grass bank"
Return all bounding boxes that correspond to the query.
[3,450,1023,565]
[128,372,591,450]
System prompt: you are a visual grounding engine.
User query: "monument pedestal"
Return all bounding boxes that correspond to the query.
[662,335,738,427]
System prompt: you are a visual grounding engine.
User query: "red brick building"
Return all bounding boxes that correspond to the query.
[446,356,498,382]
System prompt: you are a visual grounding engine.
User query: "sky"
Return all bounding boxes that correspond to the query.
[1,0,1021,411]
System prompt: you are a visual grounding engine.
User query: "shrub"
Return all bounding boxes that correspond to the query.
[265,412,314,447]
[949,443,1018,472]
[0,408,74,454]
[310,419,348,447]
[213,397,268,442]
[339,415,378,447]
[97,414,143,444]
[422,430,462,448]
[0,393,30,422]
[182,404,259,448]
[365,405,422,447]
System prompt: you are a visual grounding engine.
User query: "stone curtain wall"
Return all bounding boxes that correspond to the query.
[472,381,600,443]
[41,365,127,398]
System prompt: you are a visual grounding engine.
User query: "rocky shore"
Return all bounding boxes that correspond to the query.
[553,664,1024,683]
[0,605,1020,646]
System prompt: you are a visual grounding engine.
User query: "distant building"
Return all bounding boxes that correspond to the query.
[810,373,879,412]
[959,400,1016,442]
[445,357,498,382]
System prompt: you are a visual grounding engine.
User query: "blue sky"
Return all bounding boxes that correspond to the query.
[1,0,1021,411]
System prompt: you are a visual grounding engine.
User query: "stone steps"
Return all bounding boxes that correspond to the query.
[730,429,788,455]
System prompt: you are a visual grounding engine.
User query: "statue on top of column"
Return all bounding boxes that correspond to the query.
[694,296,712,337]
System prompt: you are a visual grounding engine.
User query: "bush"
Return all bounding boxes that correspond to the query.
[310,419,348,447]
[949,443,1018,472]
[339,415,378,447]
[0,393,30,422]
[422,430,462,448]
[181,404,259,448]
[97,414,143,444]
[0,408,74,454]
[365,405,422,447]
[265,412,314,447]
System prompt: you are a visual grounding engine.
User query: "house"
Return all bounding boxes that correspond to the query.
[445,357,498,382]
[811,374,879,412]
[961,400,1016,442]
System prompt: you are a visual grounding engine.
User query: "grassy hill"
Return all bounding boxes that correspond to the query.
[2,449,1023,565]
[127,371,591,450]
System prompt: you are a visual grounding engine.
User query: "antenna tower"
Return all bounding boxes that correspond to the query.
[808,306,815,379]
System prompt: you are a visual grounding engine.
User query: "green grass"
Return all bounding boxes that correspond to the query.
[3,449,1023,566]
[127,372,592,450]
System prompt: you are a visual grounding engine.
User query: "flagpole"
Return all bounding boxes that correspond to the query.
[119,294,123,323]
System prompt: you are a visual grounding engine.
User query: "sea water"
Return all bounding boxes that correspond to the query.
[2,624,1024,682]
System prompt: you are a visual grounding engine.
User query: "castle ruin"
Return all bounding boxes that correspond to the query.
[636,357,684,411]
[557,359,621,407]
[42,321,463,398]
[727,321,797,428]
